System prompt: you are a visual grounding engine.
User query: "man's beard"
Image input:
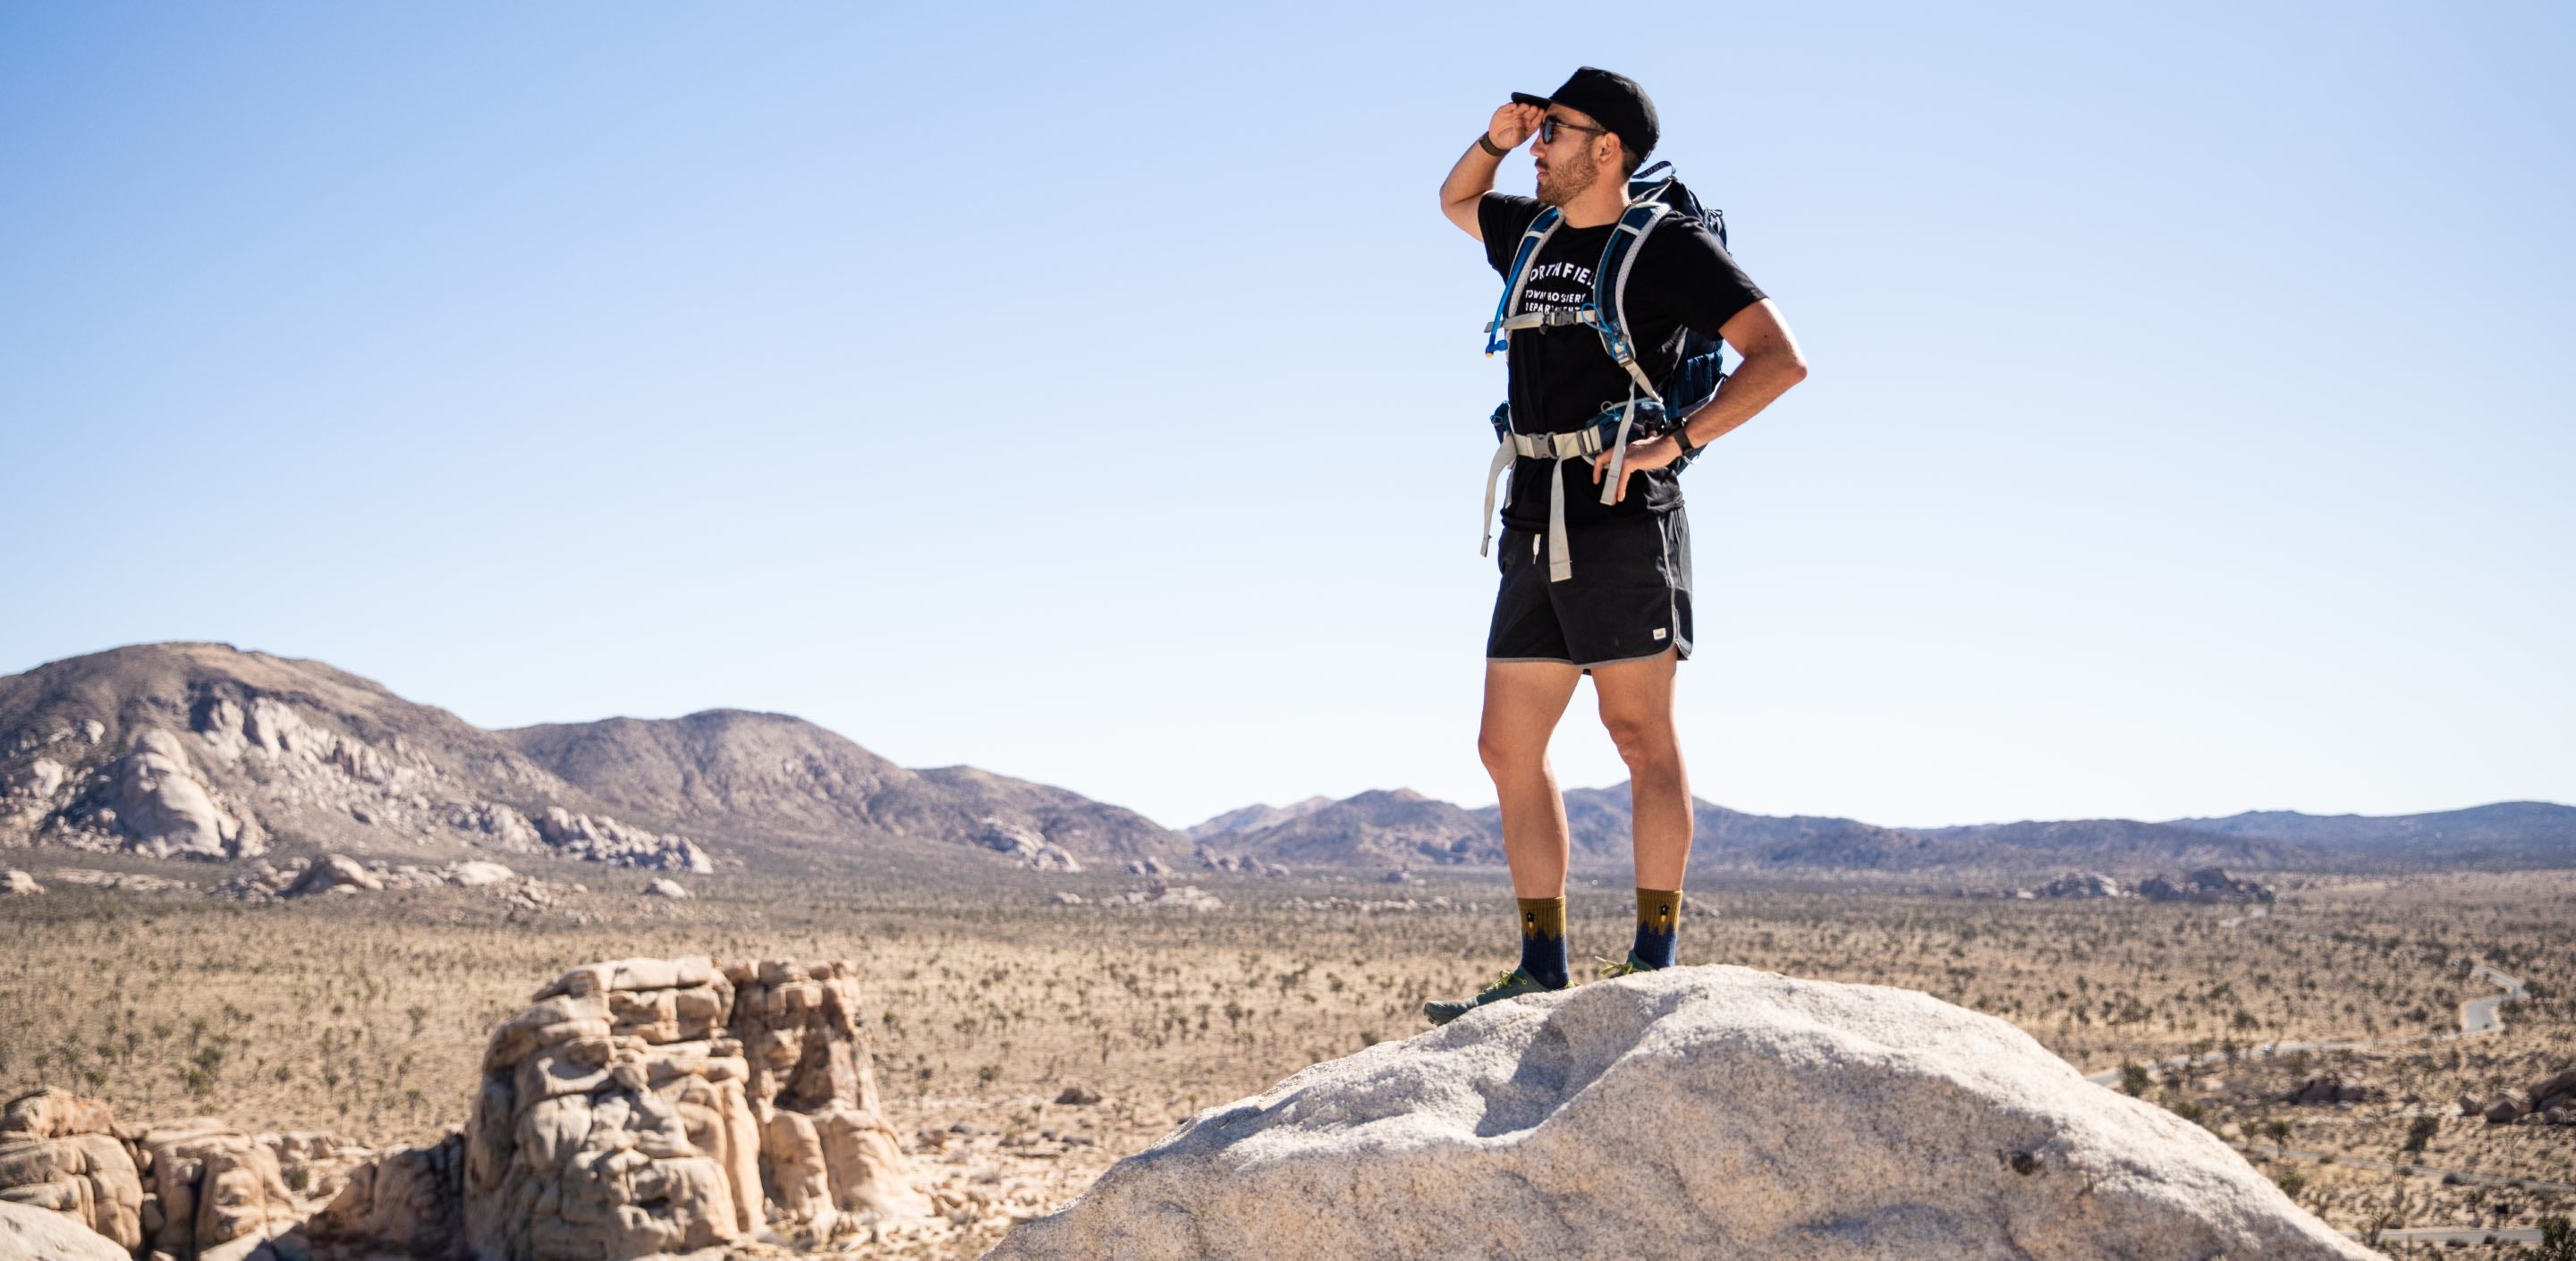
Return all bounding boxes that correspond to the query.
[1536,157,1597,207]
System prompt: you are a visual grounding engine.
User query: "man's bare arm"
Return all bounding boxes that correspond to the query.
[1590,299,1812,504]
[1675,299,1809,449]
[1440,103,1544,240]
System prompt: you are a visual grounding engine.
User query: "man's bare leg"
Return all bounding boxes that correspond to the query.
[1423,660,1585,1025]
[1477,660,1584,897]
[1594,648,1691,967]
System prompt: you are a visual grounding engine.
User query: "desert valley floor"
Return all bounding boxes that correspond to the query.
[3,855,2570,1257]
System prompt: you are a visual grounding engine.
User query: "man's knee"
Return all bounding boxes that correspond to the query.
[1479,728,1546,778]
[1601,712,1680,771]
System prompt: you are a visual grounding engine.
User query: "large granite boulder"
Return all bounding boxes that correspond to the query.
[990,966,2374,1261]
[104,729,265,859]
[0,1089,142,1250]
[0,1198,130,1261]
[462,956,923,1261]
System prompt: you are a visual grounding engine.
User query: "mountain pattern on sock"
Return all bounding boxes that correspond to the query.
[1516,895,1570,988]
[1632,887,1682,969]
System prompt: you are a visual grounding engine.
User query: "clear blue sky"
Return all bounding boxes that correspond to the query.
[4,3,2569,832]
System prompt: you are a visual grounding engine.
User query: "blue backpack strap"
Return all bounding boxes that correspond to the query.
[1484,207,1563,356]
[1589,197,1673,402]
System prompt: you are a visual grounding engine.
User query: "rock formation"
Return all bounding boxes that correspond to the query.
[306,1131,463,1259]
[2037,870,2125,899]
[2478,1062,2576,1125]
[1191,846,1290,877]
[461,956,925,1260]
[286,854,386,898]
[988,967,2373,1261]
[533,808,712,874]
[979,818,1072,870]
[0,1089,307,1259]
[95,730,267,859]
[132,1117,306,1257]
[0,1088,142,1250]
[2136,867,2275,904]
[2280,1075,2382,1106]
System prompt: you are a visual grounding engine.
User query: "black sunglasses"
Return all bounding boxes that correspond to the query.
[1537,117,1608,144]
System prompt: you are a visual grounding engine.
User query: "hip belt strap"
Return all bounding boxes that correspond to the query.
[1479,394,1645,583]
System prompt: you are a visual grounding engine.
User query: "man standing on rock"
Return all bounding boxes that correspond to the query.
[1424,69,1809,1025]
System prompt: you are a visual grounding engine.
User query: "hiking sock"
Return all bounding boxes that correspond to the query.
[1632,888,1682,969]
[1516,896,1570,989]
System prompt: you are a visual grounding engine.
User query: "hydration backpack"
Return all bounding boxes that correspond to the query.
[1482,161,1731,418]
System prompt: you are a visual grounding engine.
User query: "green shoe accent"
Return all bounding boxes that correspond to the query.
[1421,968,1564,1026]
[1595,952,1655,979]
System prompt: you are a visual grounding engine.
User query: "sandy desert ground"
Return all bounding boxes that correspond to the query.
[2,856,2569,1257]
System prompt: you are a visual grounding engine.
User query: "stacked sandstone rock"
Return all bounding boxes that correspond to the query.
[0,1088,306,1258]
[458,956,926,1260]
[0,1089,140,1250]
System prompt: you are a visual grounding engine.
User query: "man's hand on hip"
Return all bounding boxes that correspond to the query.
[1591,434,1685,506]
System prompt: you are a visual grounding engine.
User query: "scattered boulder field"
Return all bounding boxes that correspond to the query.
[988,967,2373,1261]
[1960,867,2278,904]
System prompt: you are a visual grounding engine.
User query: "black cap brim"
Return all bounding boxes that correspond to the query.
[1510,91,1552,109]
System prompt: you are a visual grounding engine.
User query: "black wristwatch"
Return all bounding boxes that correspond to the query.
[1672,422,1701,460]
[1478,133,1511,157]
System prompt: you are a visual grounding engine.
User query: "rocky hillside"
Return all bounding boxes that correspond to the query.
[500,710,1172,862]
[0,643,1177,873]
[1224,790,1502,868]
[1184,796,1333,842]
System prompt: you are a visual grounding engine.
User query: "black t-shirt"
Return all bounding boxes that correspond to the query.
[1479,191,1766,532]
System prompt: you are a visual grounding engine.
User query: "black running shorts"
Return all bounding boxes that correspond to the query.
[1487,507,1694,668]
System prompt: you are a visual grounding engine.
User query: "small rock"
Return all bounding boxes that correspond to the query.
[642,877,691,899]
[1055,1082,1103,1106]
[1,869,41,896]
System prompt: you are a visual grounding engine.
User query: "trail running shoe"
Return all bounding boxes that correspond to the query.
[1422,968,1565,1026]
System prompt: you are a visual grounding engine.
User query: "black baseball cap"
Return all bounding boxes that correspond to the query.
[1513,67,1658,163]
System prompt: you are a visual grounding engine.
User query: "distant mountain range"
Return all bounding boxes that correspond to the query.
[4,642,2567,878]
[0,643,1176,874]
[1190,786,2576,874]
